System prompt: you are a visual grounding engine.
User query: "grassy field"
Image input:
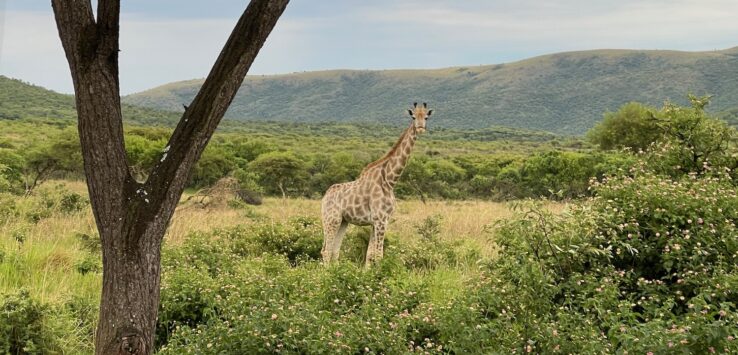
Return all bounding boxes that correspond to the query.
[0,179,566,353]
[0,179,564,304]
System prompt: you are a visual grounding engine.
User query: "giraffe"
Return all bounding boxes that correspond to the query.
[321,102,433,265]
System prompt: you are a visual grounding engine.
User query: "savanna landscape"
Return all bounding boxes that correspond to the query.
[2,1,738,354]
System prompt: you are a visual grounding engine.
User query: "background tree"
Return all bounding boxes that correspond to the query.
[50,0,290,353]
[249,151,308,198]
[587,102,661,151]
[647,95,737,178]
[0,149,24,194]
[22,129,83,193]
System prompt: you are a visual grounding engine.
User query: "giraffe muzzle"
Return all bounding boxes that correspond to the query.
[417,127,426,134]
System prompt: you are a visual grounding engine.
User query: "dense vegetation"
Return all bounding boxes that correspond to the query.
[124,47,738,134]
[0,76,607,201]
[2,96,737,353]
[1,116,628,201]
[2,71,738,353]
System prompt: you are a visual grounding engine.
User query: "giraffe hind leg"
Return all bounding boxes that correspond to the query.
[330,221,349,261]
[321,213,343,263]
[365,221,387,267]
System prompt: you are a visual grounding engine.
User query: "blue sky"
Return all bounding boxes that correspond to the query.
[1,0,737,95]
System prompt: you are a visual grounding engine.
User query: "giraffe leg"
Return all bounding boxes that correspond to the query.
[365,221,387,267]
[330,221,349,261]
[321,215,342,263]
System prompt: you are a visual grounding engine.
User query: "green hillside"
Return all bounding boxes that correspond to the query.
[124,47,738,134]
[719,106,738,126]
[0,76,179,125]
[0,75,560,141]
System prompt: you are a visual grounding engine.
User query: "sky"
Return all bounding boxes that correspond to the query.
[1,0,737,95]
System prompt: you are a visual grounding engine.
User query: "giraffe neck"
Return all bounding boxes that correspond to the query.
[382,123,418,187]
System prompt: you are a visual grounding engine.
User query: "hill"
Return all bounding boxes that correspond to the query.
[0,75,559,142]
[0,75,179,125]
[123,47,738,134]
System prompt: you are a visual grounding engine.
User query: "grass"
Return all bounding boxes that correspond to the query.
[0,180,564,353]
[1,180,564,297]
[169,192,565,253]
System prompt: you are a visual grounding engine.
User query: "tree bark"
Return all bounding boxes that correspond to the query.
[50,1,290,353]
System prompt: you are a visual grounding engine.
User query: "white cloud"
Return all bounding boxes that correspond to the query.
[363,0,738,48]
[1,1,737,95]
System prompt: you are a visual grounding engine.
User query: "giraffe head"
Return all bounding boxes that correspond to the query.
[407,102,433,134]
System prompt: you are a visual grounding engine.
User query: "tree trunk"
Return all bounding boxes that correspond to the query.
[51,0,290,353]
[279,181,287,200]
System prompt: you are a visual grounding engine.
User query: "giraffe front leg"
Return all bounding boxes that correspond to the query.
[322,218,341,263]
[365,221,387,267]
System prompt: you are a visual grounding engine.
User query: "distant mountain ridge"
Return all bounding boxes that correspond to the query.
[0,75,179,125]
[123,47,738,134]
[0,75,558,141]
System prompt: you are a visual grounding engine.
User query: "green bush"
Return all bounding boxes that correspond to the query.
[0,193,18,220]
[74,232,101,253]
[0,290,59,354]
[74,254,101,275]
[587,102,662,151]
[242,218,323,264]
[484,168,738,353]
[158,257,429,354]
[0,149,25,194]
[21,184,89,223]
[58,189,87,213]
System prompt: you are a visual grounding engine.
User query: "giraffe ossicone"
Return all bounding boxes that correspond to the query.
[321,103,433,265]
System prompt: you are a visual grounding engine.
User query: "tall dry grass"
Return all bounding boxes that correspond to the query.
[1,180,566,303]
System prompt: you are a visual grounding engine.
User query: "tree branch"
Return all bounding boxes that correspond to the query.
[52,0,130,236]
[51,0,95,73]
[97,0,121,82]
[143,0,289,221]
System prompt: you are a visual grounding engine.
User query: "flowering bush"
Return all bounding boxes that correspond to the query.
[486,168,738,353]
[156,150,738,353]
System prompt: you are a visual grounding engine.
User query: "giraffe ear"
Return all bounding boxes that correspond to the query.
[427,109,433,117]
[407,109,414,117]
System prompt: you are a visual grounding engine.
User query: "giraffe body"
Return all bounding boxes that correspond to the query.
[321,103,432,265]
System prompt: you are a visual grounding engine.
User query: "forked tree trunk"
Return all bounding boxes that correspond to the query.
[50,1,289,353]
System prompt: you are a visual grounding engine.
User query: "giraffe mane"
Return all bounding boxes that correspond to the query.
[360,124,412,175]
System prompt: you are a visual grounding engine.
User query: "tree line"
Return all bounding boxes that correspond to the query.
[2,96,736,202]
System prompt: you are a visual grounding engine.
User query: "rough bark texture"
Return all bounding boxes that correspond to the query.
[50,0,290,353]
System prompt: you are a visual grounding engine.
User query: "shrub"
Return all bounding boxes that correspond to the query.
[484,168,738,353]
[0,290,59,354]
[229,217,324,264]
[587,102,661,151]
[158,257,429,354]
[74,254,101,275]
[22,184,89,223]
[0,193,18,219]
[58,189,87,213]
[74,232,101,253]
